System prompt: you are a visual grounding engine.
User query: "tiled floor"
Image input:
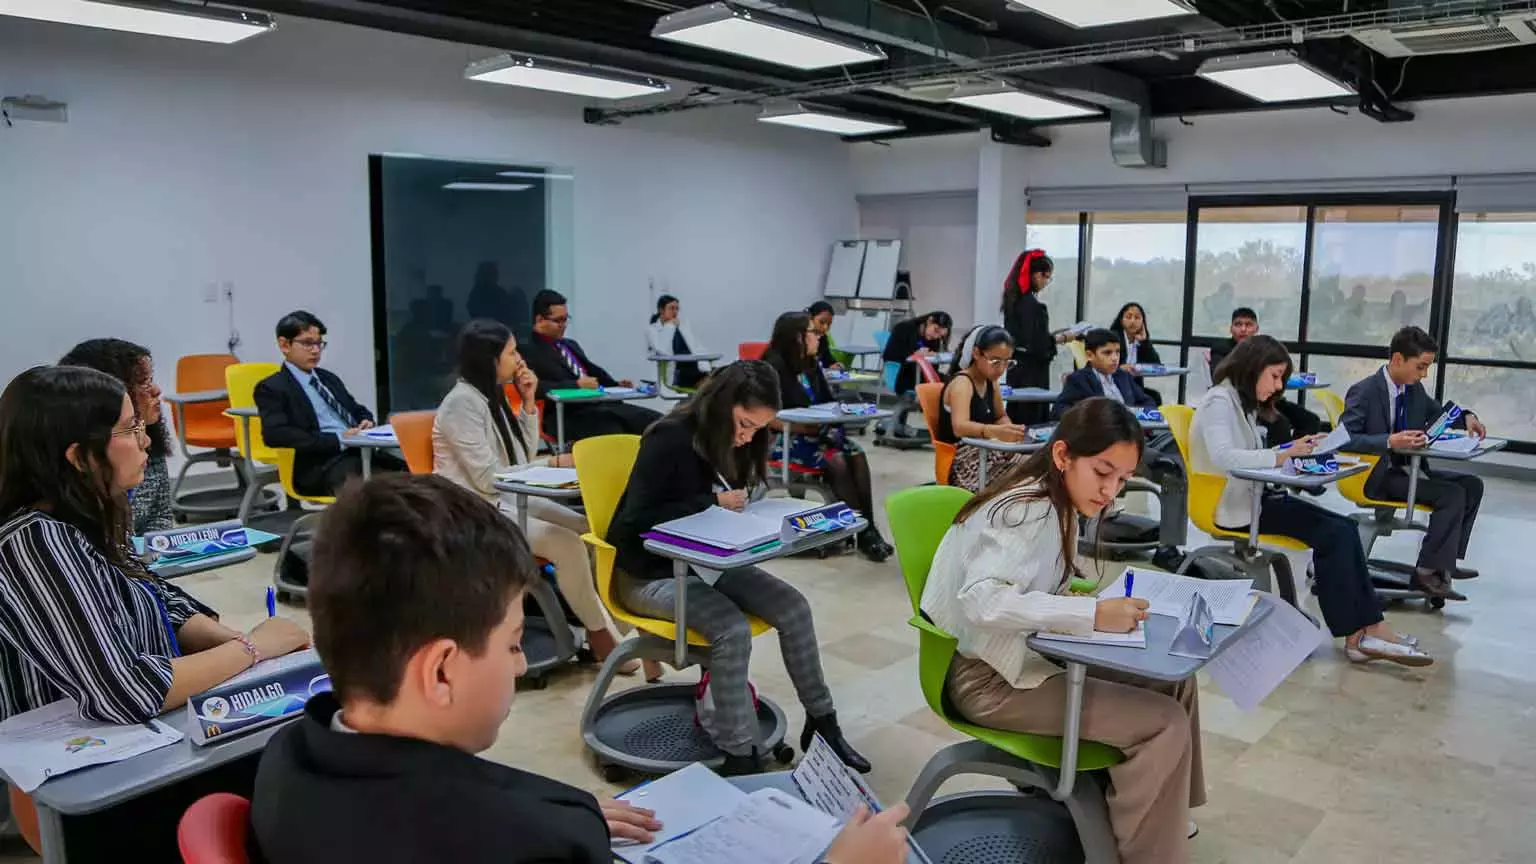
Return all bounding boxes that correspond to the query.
[17,446,1535,861]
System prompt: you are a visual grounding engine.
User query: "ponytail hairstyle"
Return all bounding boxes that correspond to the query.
[650,294,679,325]
[456,319,532,462]
[1000,249,1054,318]
[954,398,1143,585]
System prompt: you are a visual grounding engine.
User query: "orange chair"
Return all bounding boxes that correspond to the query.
[916,382,953,485]
[504,384,555,449]
[177,793,250,864]
[389,410,436,475]
[8,787,40,855]
[168,354,242,516]
[738,341,768,361]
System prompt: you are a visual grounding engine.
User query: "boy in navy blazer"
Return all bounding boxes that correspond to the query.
[1051,329,1157,420]
[1341,326,1487,599]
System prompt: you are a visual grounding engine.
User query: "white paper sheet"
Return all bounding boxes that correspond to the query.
[613,762,745,860]
[644,788,840,864]
[602,386,641,397]
[1033,621,1147,648]
[1429,436,1480,454]
[793,734,883,820]
[1101,568,1256,626]
[1311,424,1353,456]
[0,700,184,792]
[496,466,580,487]
[655,499,820,551]
[1205,599,1323,712]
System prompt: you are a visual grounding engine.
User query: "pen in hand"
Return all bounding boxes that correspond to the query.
[1125,572,1135,598]
[265,586,276,618]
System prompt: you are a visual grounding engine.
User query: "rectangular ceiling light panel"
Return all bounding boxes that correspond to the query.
[1197,52,1354,102]
[947,86,1099,120]
[0,0,272,43]
[758,104,904,136]
[1006,0,1194,28]
[653,3,886,70]
[466,54,669,100]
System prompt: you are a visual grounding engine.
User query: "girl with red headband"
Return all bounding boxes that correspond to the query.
[1001,249,1075,425]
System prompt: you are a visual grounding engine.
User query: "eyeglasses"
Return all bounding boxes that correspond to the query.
[983,357,1017,370]
[292,339,327,350]
[545,315,571,325]
[111,420,147,440]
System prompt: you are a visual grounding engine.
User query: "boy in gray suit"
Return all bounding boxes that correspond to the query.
[1340,326,1488,601]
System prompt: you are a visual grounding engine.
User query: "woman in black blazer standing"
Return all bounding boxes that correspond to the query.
[1001,249,1070,425]
[1110,301,1163,406]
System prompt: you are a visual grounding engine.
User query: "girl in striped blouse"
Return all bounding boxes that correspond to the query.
[0,365,310,725]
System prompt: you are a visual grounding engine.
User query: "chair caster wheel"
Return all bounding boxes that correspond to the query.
[773,744,795,764]
[1429,596,1446,610]
[602,764,628,784]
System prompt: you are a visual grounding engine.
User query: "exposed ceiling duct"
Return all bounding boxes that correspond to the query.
[729,0,1167,165]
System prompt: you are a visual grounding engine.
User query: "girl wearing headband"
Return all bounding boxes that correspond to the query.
[1001,249,1073,425]
[936,325,1031,491]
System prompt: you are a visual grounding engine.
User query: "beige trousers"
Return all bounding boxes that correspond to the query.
[947,655,1205,864]
[498,496,615,634]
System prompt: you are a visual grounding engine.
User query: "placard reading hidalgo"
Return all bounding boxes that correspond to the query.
[187,649,330,746]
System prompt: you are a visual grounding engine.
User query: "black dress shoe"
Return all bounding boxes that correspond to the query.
[856,528,892,563]
[718,748,764,777]
[1410,570,1467,601]
[801,712,872,774]
[1452,565,1479,580]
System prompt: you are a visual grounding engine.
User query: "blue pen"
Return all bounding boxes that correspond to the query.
[1125,572,1135,598]
[265,586,276,618]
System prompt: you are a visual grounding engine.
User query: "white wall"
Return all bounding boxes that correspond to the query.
[0,15,857,410]
[856,193,978,335]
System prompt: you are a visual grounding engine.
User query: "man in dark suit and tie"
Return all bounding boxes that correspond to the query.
[255,311,406,497]
[519,290,662,444]
[1341,326,1488,600]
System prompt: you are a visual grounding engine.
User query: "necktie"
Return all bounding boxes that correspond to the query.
[311,376,354,427]
[556,341,585,377]
[1393,385,1407,433]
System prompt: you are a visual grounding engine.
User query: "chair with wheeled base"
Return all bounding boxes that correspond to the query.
[573,435,792,783]
[1331,451,1445,610]
[887,486,1123,864]
[267,448,334,605]
[167,354,278,522]
[223,363,285,526]
[875,354,940,451]
[1163,405,1306,607]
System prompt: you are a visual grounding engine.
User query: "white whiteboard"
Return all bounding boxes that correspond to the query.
[857,239,901,299]
[824,241,866,299]
[845,310,886,349]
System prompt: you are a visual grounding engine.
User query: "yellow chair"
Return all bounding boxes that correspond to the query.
[222,362,284,523]
[1066,339,1087,370]
[1163,404,1308,606]
[1313,388,1346,428]
[572,435,789,781]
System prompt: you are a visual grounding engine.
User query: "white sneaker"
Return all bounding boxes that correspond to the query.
[1346,634,1433,667]
[1188,820,1198,839]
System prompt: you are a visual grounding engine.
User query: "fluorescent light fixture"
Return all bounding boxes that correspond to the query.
[758,104,904,136]
[1006,0,1194,28]
[1197,51,1354,103]
[947,84,1100,120]
[653,3,886,71]
[0,0,273,43]
[465,54,669,100]
[496,170,574,181]
[442,182,534,192]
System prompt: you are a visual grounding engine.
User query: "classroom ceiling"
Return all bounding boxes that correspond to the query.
[245,0,1536,139]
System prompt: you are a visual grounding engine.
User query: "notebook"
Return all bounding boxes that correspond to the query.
[1033,621,1146,648]
[648,498,821,554]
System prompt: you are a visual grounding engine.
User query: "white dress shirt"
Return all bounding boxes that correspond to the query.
[1095,370,1126,405]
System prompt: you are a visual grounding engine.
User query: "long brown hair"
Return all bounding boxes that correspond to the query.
[1212,334,1293,413]
[954,398,1143,581]
[670,360,781,489]
[0,366,146,574]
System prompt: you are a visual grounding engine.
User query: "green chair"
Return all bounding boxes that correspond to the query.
[887,485,1122,863]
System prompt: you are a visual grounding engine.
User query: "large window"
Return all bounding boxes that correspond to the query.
[1192,206,1307,340]
[1024,211,1081,305]
[1083,211,1187,340]
[1307,206,1438,346]
[1446,212,1536,442]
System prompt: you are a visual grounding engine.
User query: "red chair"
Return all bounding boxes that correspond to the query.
[177,793,251,864]
[738,341,768,361]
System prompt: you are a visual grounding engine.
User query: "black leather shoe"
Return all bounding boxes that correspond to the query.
[718,748,764,777]
[1410,570,1467,602]
[856,528,893,563]
[1452,565,1479,580]
[801,712,872,774]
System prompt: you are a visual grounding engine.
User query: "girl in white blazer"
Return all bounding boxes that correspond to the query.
[646,295,711,390]
[922,398,1200,864]
[434,319,649,676]
[1189,335,1430,666]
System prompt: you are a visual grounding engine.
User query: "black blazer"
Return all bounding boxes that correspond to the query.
[764,350,833,409]
[251,693,609,864]
[520,335,620,397]
[253,366,373,495]
[1208,338,1237,372]
[1341,366,1470,495]
[1004,292,1056,368]
[1051,367,1156,420]
[880,318,943,394]
[609,415,721,580]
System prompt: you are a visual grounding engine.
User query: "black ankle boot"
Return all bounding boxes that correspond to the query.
[856,527,892,563]
[801,712,872,774]
[718,748,764,777]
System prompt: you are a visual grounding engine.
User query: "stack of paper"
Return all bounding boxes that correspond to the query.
[643,789,840,864]
[1034,621,1146,648]
[0,700,184,792]
[614,763,745,862]
[1429,436,1480,454]
[496,466,579,487]
[647,498,820,555]
[1102,568,1257,626]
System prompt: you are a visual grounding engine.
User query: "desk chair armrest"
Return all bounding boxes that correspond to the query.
[1124,476,1161,495]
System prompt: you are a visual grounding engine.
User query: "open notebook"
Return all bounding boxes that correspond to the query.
[646,498,822,555]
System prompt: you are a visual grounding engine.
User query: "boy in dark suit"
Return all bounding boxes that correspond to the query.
[254,311,405,496]
[250,474,911,864]
[1051,328,1156,420]
[519,290,661,443]
[1341,326,1487,601]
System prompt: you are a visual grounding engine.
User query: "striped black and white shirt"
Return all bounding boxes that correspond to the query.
[0,509,217,724]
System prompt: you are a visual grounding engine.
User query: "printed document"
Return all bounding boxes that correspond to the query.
[643,788,839,864]
[613,762,745,861]
[1311,424,1352,456]
[0,699,183,792]
[1206,599,1322,711]
[1102,568,1256,626]
[793,734,882,820]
